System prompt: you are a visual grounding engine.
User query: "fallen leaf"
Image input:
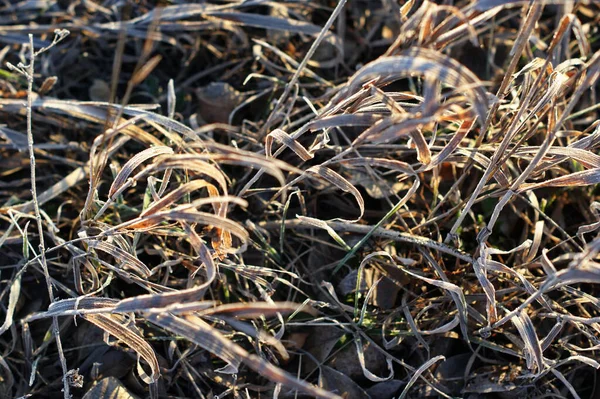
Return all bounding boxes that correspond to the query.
[89,79,111,102]
[195,82,243,124]
[82,376,139,399]
[319,366,370,399]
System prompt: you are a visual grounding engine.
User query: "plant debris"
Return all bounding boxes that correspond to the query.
[1,1,600,398]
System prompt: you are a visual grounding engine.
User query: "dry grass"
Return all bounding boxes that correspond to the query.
[1,0,600,398]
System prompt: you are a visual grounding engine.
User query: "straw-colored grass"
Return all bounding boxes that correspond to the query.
[1,1,600,398]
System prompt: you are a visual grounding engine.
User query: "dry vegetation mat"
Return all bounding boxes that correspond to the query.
[1,0,600,398]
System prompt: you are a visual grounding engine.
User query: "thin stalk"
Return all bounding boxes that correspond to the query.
[26,34,70,399]
[260,0,347,136]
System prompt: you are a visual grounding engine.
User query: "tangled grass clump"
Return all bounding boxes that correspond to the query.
[1,0,600,398]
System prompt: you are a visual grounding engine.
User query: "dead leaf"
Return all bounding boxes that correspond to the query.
[463,366,520,394]
[301,326,344,375]
[82,376,139,399]
[328,340,388,381]
[195,82,243,124]
[366,380,403,399]
[337,268,373,296]
[89,79,111,102]
[319,366,370,399]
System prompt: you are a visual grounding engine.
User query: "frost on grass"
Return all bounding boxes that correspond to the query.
[1,1,600,398]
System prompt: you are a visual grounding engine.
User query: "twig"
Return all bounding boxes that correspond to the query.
[24,33,71,399]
